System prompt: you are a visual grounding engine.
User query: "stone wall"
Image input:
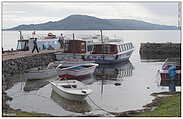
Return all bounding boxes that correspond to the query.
[2,53,56,79]
[140,43,181,60]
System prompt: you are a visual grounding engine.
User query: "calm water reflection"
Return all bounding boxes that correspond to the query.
[4,30,181,116]
[51,90,92,113]
[6,60,170,116]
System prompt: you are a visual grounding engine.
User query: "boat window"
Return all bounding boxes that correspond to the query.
[121,45,124,51]
[129,43,132,49]
[118,45,121,52]
[62,85,71,88]
[92,44,117,54]
[103,44,111,54]
[81,42,86,51]
[117,45,120,52]
[129,43,131,49]
[131,43,133,48]
[127,43,129,50]
[121,45,123,51]
[123,44,126,51]
[119,45,122,52]
[126,43,129,50]
[71,85,77,88]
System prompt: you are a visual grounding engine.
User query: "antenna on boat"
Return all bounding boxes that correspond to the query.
[73,33,75,40]
[72,33,76,58]
[19,30,23,40]
[100,29,104,43]
[100,29,105,60]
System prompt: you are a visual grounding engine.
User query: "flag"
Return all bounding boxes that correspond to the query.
[32,31,35,35]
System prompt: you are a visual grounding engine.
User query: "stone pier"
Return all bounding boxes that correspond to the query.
[2,49,63,79]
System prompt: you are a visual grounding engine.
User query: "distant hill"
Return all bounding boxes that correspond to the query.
[6,15,177,30]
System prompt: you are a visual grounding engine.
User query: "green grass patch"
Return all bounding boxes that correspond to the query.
[131,92,181,117]
[3,109,53,117]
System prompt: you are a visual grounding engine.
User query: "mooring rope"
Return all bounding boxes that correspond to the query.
[87,95,113,114]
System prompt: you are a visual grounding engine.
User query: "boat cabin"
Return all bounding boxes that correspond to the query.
[16,37,60,51]
[63,39,93,54]
[91,42,134,54]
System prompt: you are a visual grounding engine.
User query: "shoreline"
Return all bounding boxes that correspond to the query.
[3,88,181,117]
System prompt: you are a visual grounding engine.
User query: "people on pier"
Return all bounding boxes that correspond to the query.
[58,33,64,49]
[32,38,39,53]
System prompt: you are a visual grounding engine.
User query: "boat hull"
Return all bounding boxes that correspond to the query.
[88,50,134,64]
[51,83,89,101]
[57,64,98,79]
[25,68,57,80]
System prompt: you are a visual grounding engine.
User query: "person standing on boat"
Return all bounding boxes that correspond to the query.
[58,33,64,49]
[32,38,39,53]
[168,65,176,92]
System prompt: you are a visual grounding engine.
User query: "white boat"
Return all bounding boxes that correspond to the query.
[48,60,95,68]
[50,80,93,101]
[24,66,57,80]
[56,63,98,79]
[51,90,92,113]
[87,40,134,64]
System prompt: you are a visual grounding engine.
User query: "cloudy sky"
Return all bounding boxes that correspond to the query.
[2,1,179,29]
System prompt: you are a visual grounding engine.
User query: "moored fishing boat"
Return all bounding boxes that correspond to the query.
[56,63,98,79]
[50,80,93,101]
[159,58,181,86]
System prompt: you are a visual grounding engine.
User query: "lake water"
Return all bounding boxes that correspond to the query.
[4,30,181,116]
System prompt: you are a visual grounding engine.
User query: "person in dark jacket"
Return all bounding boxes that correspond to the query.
[32,38,39,53]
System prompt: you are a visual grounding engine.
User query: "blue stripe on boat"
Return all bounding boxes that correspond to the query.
[68,66,86,70]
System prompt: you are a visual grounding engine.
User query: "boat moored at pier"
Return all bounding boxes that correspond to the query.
[87,40,134,64]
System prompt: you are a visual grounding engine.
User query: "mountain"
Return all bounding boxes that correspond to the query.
[6,15,177,30]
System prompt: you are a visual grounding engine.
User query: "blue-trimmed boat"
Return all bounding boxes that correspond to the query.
[87,40,134,64]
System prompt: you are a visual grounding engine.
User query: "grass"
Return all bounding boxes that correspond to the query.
[131,92,181,117]
[2,109,53,117]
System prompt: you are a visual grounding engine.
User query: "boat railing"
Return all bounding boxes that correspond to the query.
[21,33,59,40]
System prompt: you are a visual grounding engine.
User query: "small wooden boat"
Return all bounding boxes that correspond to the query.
[50,80,93,101]
[159,58,181,86]
[56,63,98,79]
[24,66,57,80]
